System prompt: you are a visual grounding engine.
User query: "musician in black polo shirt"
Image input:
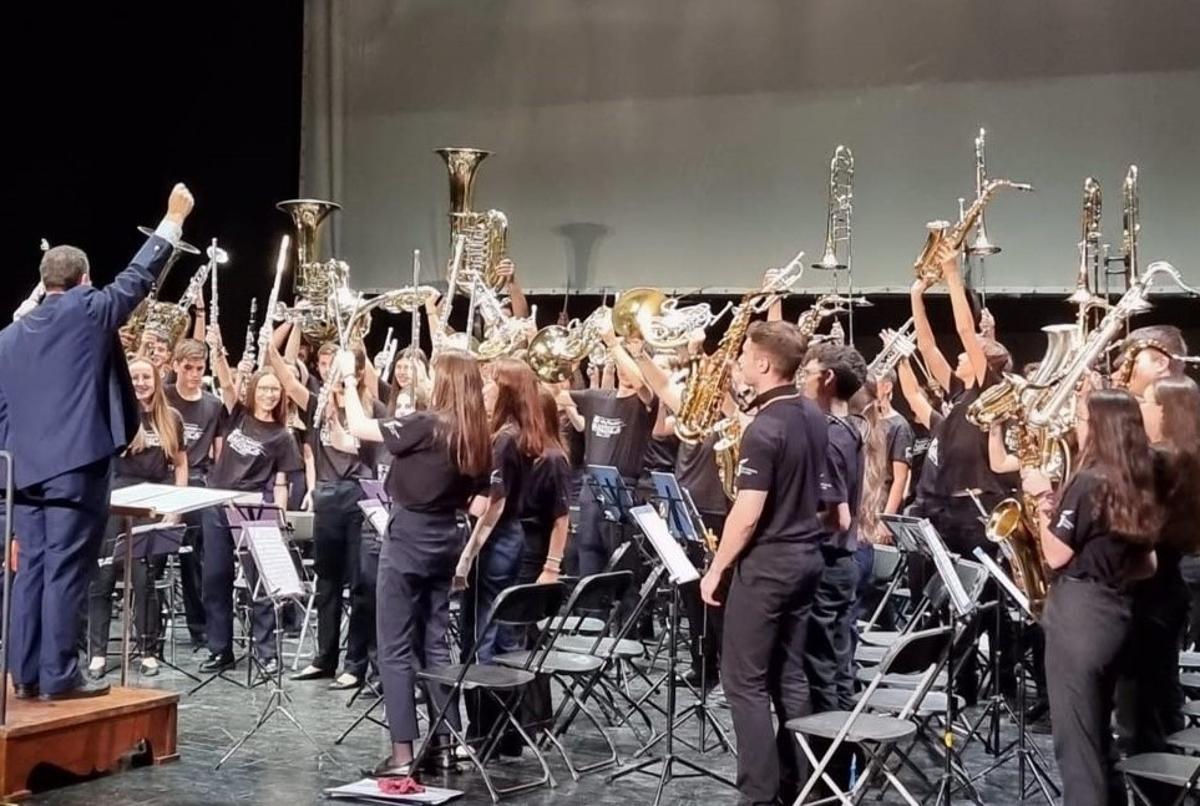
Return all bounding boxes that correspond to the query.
[800,342,868,718]
[566,331,656,576]
[700,321,828,806]
[165,338,225,647]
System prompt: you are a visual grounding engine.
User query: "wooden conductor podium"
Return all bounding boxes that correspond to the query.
[0,473,252,800]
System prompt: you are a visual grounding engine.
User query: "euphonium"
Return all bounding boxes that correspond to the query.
[436,147,508,294]
[913,177,1033,284]
[276,198,347,342]
[674,251,806,444]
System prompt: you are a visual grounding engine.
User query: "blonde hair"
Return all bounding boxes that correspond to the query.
[127,356,181,460]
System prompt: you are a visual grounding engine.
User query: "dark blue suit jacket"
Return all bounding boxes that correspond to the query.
[0,235,174,490]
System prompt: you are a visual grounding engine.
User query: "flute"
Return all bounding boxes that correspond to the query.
[257,234,290,370]
[210,238,221,329]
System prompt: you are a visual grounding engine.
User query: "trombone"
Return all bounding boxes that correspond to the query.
[811,145,857,338]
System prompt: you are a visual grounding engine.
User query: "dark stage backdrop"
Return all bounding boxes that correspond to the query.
[300,0,1200,296]
[6,4,305,358]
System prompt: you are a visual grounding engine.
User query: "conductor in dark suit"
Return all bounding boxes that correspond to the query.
[0,183,194,699]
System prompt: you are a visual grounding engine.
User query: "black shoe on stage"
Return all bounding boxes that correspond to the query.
[39,679,110,701]
[13,683,38,700]
[291,664,333,681]
[682,668,719,691]
[198,652,236,674]
[421,745,460,772]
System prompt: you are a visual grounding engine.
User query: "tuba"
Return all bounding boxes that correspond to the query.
[674,251,805,444]
[276,198,351,342]
[913,178,1033,284]
[436,147,508,294]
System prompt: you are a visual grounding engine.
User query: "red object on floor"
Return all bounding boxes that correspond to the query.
[379,776,425,795]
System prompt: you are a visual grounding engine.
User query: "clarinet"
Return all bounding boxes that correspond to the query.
[241,298,259,366]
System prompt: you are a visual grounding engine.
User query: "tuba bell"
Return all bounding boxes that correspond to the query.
[276,198,347,342]
[436,147,509,294]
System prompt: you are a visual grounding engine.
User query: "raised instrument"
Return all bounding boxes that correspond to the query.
[813,146,854,272]
[966,129,1002,256]
[1105,165,1140,293]
[210,238,222,330]
[913,178,1033,284]
[674,251,806,445]
[126,226,202,346]
[241,298,259,366]
[866,318,942,402]
[796,293,865,343]
[257,234,291,369]
[136,238,227,349]
[1067,178,1107,334]
[276,198,351,342]
[526,306,611,383]
[436,147,508,294]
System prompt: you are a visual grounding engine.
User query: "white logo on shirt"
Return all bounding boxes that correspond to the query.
[490,469,502,485]
[736,459,757,478]
[926,437,940,468]
[140,427,163,449]
[381,419,405,441]
[591,415,625,439]
[226,429,265,458]
[181,421,203,446]
[1056,510,1075,531]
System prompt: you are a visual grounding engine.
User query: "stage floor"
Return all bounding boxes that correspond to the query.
[22,643,1061,805]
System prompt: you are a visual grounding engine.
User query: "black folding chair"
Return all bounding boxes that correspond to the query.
[497,570,634,780]
[1118,752,1200,806]
[412,582,567,803]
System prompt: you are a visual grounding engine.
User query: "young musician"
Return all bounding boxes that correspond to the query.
[383,348,431,417]
[1121,376,1200,782]
[341,349,491,777]
[87,356,187,678]
[0,183,192,700]
[292,350,381,690]
[166,338,225,647]
[700,321,828,806]
[199,368,303,674]
[1022,389,1163,806]
[800,342,868,715]
[522,387,573,586]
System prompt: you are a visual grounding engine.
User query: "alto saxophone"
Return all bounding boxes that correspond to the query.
[913,178,1032,284]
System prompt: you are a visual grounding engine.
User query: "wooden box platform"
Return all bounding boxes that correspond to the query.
[0,685,178,800]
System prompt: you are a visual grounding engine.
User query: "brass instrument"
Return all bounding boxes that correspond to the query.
[713,417,742,500]
[126,226,201,346]
[1067,178,1107,334]
[674,251,806,444]
[913,178,1033,284]
[526,306,611,383]
[966,129,1002,256]
[866,318,943,404]
[796,293,867,343]
[276,198,351,343]
[136,238,226,350]
[813,146,854,271]
[435,147,508,294]
[1112,165,1140,291]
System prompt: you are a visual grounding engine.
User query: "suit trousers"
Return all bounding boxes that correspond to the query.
[311,480,370,677]
[377,505,464,744]
[11,457,111,694]
[200,506,278,660]
[1044,578,1132,806]
[722,541,825,806]
[681,511,726,678]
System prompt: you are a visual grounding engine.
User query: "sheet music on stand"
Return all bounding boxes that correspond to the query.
[649,471,701,544]
[630,505,699,585]
[242,523,305,601]
[913,518,972,617]
[879,513,922,555]
[972,547,1032,618]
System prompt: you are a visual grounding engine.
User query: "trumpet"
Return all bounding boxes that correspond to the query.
[867,318,943,405]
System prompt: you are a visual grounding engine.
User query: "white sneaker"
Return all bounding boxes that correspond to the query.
[87,656,106,680]
[140,657,160,677]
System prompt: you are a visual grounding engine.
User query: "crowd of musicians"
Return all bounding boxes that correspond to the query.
[2,182,1200,806]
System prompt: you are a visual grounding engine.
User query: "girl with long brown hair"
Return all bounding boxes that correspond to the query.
[198,366,303,675]
[1120,376,1200,780]
[341,348,491,777]
[1022,388,1164,805]
[87,356,187,679]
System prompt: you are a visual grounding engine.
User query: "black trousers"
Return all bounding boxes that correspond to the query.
[200,506,278,660]
[805,546,861,713]
[358,530,380,678]
[722,541,825,806]
[377,505,465,744]
[1044,578,1132,806]
[311,480,370,677]
[86,527,165,658]
[681,510,726,678]
[178,471,208,641]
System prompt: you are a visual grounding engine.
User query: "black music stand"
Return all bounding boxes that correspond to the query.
[607,505,737,806]
[970,548,1059,804]
[217,518,331,769]
[108,523,197,681]
[648,472,731,756]
[584,464,636,526]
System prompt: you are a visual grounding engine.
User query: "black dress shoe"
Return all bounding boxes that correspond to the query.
[40,679,110,701]
[198,652,236,674]
[420,746,460,772]
[13,683,38,700]
[682,668,719,691]
[362,756,414,778]
[291,664,333,681]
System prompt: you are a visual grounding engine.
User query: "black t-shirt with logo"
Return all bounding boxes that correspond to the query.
[379,411,488,512]
[676,433,729,516]
[735,385,828,547]
[490,427,531,525]
[913,410,947,502]
[569,389,658,480]
[165,385,224,475]
[305,398,374,483]
[881,412,915,494]
[521,448,572,534]
[116,409,185,485]
[1051,469,1154,587]
[930,374,1018,501]
[819,413,866,553]
[642,434,679,476]
[207,403,303,494]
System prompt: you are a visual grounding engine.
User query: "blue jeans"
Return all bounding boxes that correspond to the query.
[461,519,526,665]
